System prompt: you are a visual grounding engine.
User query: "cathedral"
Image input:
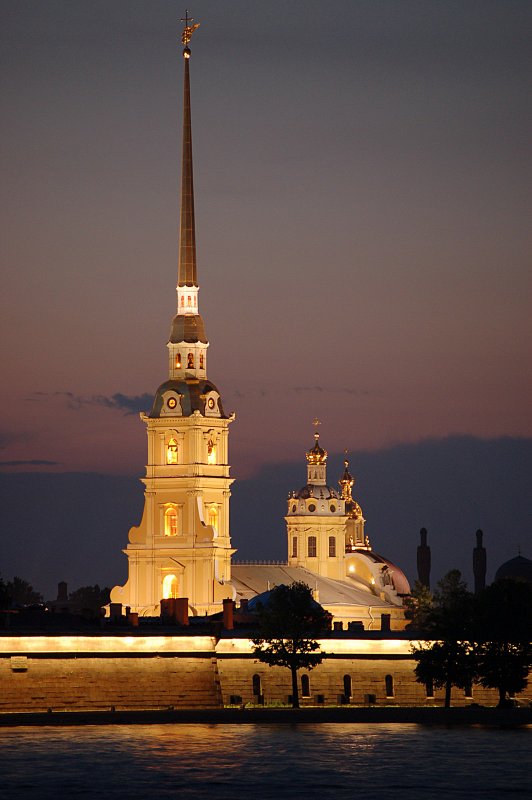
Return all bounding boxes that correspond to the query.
[110,21,410,630]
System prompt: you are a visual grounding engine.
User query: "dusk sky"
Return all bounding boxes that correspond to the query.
[1,2,531,596]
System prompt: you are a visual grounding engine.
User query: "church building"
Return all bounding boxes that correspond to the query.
[111,20,410,630]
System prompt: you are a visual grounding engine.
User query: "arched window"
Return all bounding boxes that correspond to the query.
[301,674,310,698]
[308,536,317,558]
[385,674,394,697]
[343,674,352,699]
[207,439,217,465]
[328,536,336,557]
[252,674,261,697]
[199,353,204,369]
[208,504,218,530]
[292,537,297,558]
[175,353,181,369]
[166,438,178,465]
[187,352,194,368]
[187,295,192,307]
[164,507,178,536]
[180,296,184,307]
[162,574,179,599]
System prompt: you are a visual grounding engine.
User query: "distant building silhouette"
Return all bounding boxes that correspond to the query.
[473,529,487,594]
[417,527,431,589]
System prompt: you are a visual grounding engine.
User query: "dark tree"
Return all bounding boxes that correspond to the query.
[69,585,110,616]
[474,578,532,707]
[411,570,476,707]
[0,577,11,610]
[404,580,434,631]
[252,582,330,708]
[4,576,43,607]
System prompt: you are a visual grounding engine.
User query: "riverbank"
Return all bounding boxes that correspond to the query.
[0,705,530,727]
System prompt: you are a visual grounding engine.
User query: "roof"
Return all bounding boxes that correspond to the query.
[168,313,208,344]
[495,555,532,583]
[291,484,340,500]
[362,552,411,595]
[230,564,396,609]
[149,379,227,418]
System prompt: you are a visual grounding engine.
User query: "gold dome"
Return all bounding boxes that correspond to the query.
[306,432,327,465]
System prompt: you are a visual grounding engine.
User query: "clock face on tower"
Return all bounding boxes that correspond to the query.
[207,398,215,409]
[167,397,177,409]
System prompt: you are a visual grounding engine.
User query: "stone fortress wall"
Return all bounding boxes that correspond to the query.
[1,634,525,712]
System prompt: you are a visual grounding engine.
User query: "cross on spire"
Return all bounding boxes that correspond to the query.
[181,10,200,46]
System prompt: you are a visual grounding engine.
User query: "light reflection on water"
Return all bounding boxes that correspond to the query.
[0,723,530,799]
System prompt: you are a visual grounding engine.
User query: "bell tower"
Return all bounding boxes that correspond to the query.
[111,16,235,616]
[286,427,348,580]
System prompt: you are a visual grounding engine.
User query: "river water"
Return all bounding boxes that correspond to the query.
[0,723,530,799]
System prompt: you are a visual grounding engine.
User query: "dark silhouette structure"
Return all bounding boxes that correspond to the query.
[417,527,431,589]
[473,529,487,594]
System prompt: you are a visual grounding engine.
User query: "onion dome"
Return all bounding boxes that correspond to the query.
[495,554,532,584]
[306,432,327,465]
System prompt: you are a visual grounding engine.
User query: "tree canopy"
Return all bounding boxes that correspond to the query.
[410,571,532,707]
[252,581,330,708]
[69,585,110,616]
[473,578,532,706]
[0,576,43,609]
[410,570,476,707]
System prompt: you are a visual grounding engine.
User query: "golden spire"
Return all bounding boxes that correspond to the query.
[339,451,354,501]
[178,11,199,287]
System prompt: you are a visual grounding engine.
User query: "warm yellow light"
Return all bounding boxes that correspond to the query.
[162,574,179,599]
[349,564,355,573]
[166,438,178,464]
[164,506,178,536]
[207,440,217,464]
[208,504,218,529]
[175,354,181,368]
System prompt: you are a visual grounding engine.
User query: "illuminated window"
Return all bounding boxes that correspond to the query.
[292,537,297,558]
[162,574,179,599]
[187,295,192,307]
[166,438,178,465]
[343,675,352,699]
[187,352,194,368]
[308,536,317,558]
[180,296,184,307]
[164,507,178,536]
[199,353,204,369]
[208,504,218,530]
[207,439,217,465]
[385,674,394,697]
[175,353,181,368]
[328,536,336,557]
[301,674,310,698]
